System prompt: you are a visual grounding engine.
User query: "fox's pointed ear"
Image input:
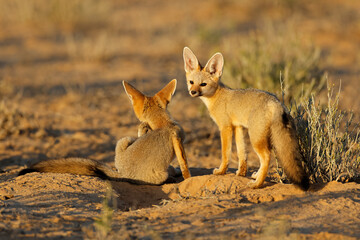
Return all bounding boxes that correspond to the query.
[183,47,200,73]
[122,81,145,105]
[204,52,224,79]
[155,79,177,107]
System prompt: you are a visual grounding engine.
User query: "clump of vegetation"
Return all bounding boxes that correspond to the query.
[222,23,326,102]
[84,185,117,239]
[275,81,360,184]
[293,84,360,183]
[93,186,116,238]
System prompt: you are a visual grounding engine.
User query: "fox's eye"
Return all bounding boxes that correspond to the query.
[189,80,194,85]
[200,83,207,87]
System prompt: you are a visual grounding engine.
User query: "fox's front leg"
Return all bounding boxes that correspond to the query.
[138,122,152,137]
[172,135,191,179]
[235,126,247,176]
[213,126,233,175]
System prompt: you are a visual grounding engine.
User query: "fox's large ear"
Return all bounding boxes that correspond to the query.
[204,52,224,79]
[183,47,200,73]
[155,79,177,107]
[122,81,145,105]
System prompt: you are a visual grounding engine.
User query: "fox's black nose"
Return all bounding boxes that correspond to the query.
[191,90,197,95]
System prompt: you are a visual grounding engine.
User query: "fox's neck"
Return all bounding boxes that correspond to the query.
[146,111,174,130]
[200,84,223,109]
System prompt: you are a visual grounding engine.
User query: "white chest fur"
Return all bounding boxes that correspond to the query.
[200,96,211,109]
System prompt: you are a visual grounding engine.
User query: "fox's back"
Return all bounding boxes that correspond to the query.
[115,128,174,179]
[204,87,285,128]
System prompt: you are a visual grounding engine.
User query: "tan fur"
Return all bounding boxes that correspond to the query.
[183,47,308,190]
[19,80,191,185]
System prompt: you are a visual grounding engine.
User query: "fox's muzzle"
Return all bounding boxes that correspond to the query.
[190,90,201,97]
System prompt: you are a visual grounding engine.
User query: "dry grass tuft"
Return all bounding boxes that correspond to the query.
[292,83,360,183]
[84,185,116,239]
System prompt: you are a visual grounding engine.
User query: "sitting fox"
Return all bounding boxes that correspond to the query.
[19,79,191,185]
[183,47,309,190]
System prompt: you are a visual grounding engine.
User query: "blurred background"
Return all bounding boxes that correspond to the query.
[0,0,359,171]
[0,0,359,97]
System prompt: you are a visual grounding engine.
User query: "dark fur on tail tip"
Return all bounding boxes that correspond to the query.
[92,168,110,180]
[299,177,310,191]
[18,168,38,176]
[281,112,290,127]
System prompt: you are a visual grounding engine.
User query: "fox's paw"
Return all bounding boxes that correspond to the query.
[247,180,262,189]
[213,168,226,175]
[251,171,258,179]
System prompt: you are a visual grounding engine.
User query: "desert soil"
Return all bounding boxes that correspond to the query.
[0,0,359,239]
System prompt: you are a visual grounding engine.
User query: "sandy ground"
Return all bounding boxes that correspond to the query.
[0,0,360,239]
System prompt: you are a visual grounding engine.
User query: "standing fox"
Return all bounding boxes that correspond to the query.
[19,79,191,185]
[183,47,309,190]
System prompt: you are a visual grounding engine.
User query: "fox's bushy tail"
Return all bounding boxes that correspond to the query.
[18,158,146,184]
[271,110,309,191]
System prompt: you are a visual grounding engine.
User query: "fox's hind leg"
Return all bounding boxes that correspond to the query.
[115,137,137,153]
[247,126,271,188]
[235,126,247,177]
[248,141,271,188]
[114,136,137,172]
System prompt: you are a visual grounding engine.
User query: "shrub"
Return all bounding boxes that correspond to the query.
[292,83,360,183]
